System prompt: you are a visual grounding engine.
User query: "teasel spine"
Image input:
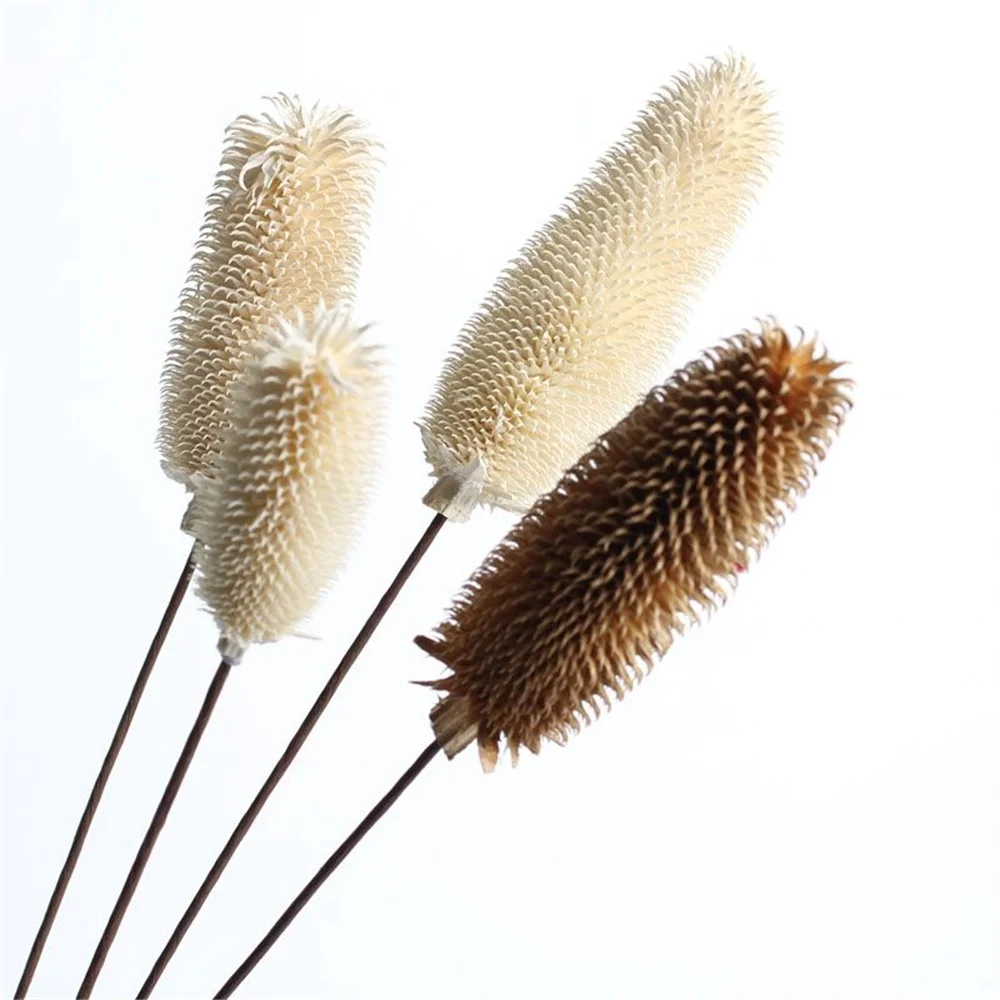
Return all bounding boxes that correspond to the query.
[77,658,232,999]
[13,550,196,998]
[138,513,446,998]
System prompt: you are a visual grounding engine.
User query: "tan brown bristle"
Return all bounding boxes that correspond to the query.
[416,321,851,770]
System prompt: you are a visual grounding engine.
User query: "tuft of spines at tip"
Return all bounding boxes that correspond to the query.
[158,95,379,493]
[416,321,851,770]
[419,54,778,519]
[192,302,384,664]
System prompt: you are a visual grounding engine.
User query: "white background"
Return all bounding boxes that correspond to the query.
[2,2,998,998]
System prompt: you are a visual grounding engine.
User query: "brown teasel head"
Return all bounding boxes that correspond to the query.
[415,321,852,771]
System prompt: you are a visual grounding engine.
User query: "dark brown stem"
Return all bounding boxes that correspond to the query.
[215,741,442,998]
[14,545,197,999]
[138,512,446,997]
[77,659,232,998]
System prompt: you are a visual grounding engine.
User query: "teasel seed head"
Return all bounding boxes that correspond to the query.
[159,95,379,493]
[419,54,777,520]
[192,302,384,665]
[417,321,851,770]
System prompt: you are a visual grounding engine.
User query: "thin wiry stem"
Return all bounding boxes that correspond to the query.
[137,512,446,997]
[77,658,232,998]
[215,741,442,998]
[15,545,197,998]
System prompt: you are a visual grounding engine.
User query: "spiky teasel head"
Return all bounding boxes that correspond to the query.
[159,95,379,493]
[417,321,850,770]
[192,302,384,665]
[419,54,777,520]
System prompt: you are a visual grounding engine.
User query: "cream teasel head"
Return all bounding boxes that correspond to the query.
[192,302,384,665]
[159,95,379,495]
[420,54,777,520]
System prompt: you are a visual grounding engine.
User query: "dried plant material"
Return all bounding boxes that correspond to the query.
[419,55,777,519]
[417,322,851,770]
[159,96,378,491]
[193,304,383,664]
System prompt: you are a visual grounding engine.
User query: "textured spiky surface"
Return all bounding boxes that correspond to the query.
[192,304,383,663]
[159,96,378,489]
[419,55,777,518]
[417,322,850,770]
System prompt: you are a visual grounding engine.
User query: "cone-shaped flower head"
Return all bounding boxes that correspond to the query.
[159,95,378,490]
[192,303,383,664]
[419,55,777,519]
[417,322,851,770]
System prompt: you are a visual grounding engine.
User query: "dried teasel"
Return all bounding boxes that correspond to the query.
[417,322,851,770]
[74,303,382,996]
[159,95,378,494]
[192,303,384,664]
[419,54,777,519]
[12,97,380,996]
[211,323,852,995]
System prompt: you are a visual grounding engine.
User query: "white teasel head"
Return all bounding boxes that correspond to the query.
[191,303,384,665]
[419,54,778,519]
[158,94,379,496]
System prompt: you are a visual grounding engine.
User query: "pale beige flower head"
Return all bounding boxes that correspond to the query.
[192,302,384,665]
[159,95,379,494]
[418,322,851,770]
[420,54,777,519]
